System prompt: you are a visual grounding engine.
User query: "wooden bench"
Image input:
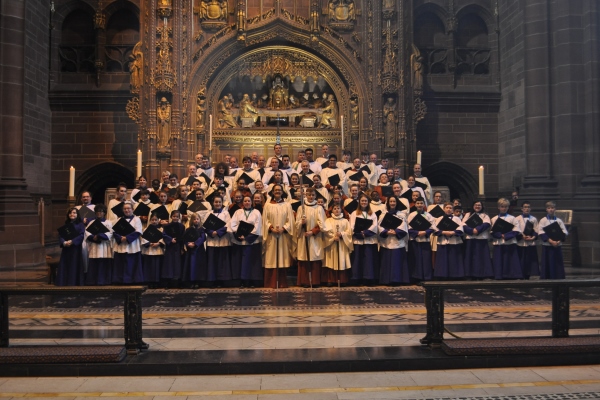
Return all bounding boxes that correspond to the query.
[0,285,147,355]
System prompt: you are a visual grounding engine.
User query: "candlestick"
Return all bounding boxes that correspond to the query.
[209,114,213,151]
[479,166,485,196]
[340,115,344,149]
[417,150,422,165]
[137,150,142,179]
[69,166,75,197]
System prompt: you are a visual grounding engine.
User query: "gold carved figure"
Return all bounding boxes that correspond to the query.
[319,94,338,128]
[350,97,359,127]
[196,95,206,128]
[218,95,238,128]
[157,97,172,147]
[239,94,258,124]
[269,77,289,110]
[328,0,356,23]
[198,0,228,21]
[128,41,143,92]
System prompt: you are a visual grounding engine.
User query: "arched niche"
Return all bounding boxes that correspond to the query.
[414,10,449,75]
[105,7,140,73]
[59,9,95,73]
[77,162,135,206]
[186,18,371,158]
[202,46,350,125]
[424,161,478,207]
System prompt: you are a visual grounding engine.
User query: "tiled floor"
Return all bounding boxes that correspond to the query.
[2,265,600,398]
[0,367,600,399]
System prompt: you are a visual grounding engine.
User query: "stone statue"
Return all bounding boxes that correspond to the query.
[350,97,359,127]
[383,0,394,10]
[218,95,238,128]
[157,97,172,147]
[319,94,338,128]
[128,42,143,92]
[411,49,424,92]
[383,97,397,148]
[239,94,258,124]
[196,95,206,128]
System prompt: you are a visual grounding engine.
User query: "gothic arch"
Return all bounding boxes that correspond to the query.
[76,162,135,205]
[413,2,450,33]
[455,3,496,31]
[103,0,140,22]
[423,161,479,206]
[188,17,371,136]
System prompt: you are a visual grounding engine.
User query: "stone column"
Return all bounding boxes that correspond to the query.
[521,0,558,195]
[0,0,45,271]
[581,0,600,190]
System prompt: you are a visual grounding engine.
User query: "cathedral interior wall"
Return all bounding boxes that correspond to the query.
[6,0,595,266]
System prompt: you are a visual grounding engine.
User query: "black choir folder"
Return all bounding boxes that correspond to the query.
[380,185,394,198]
[113,217,136,236]
[142,224,163,243]
[86,219,110,236]
[182,227,200,243]
[78,206,96,221]
[327,174,341,187]
[203,213,226,231]
[436,216,459,232]
[543,221,566,241]
[428,205,445,218]
[523,220,535,237]
[163,223,184,241]
[204,191,219,206]
[353,217,373,233]
[413,180,428,191]
[57,223,80,241]
[344,199,358,214]
[409,213,431,231]
[149,191,160,204]
[151,205,170,221]
[465,213,483,229]
[348,171,364,182]
[400,189,414,201]
[380,213,402,230]
[491,217,514,235]
[236,220,255,237]
[133,202,151,217]
[238,172,254,185]
[301,174,314,187]
[111,202,125,218]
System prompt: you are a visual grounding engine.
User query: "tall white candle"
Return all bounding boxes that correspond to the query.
[479,166,485,196]
[137,150,142,178]
[340,115,344,149]
[69,166,75,197]
[416,150,422,165]
[209,114,213,151]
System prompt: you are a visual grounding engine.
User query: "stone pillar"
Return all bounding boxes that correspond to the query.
[581,0,600,189]
[0,0,45,272]
[521,0,558,195]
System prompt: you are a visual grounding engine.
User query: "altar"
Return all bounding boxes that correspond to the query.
[231,107,324,128]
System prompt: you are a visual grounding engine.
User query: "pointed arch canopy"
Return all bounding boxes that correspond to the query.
[187,17,371,133]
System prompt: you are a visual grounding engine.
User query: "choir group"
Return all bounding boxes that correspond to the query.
[55,145,569,288]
